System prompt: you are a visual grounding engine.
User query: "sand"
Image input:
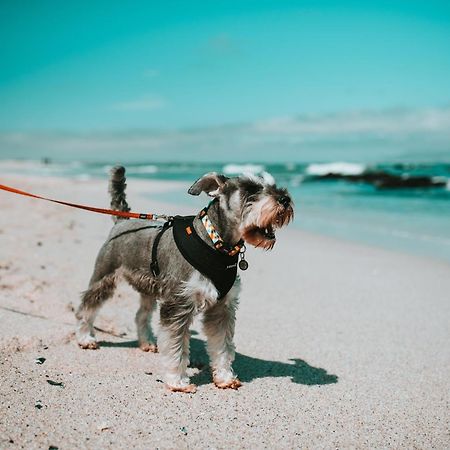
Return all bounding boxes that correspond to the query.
[1,172,449,449]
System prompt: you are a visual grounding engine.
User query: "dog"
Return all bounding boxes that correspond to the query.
[76,167,294,393]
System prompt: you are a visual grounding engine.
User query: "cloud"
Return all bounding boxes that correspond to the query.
[143,69,159,78]
[207,33,240,56]
[112,96,166,111]
[251,108,450,136]
[1,107,449,164]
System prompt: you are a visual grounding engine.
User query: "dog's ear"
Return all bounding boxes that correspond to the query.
[188,172,229,197]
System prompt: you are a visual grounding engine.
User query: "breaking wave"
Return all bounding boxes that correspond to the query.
[222,163,265,175]
[305,162,366,176]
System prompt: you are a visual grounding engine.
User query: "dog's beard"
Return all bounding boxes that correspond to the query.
[241,198,294,250]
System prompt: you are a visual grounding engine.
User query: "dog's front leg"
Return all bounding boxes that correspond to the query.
[158,300,196,393]
[202,283,242,390]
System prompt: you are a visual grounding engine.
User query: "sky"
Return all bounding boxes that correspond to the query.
[1,0,450,132]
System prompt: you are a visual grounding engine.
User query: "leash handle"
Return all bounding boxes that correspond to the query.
[0,182,157,220]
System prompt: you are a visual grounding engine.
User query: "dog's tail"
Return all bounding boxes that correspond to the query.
[108,166,130,223]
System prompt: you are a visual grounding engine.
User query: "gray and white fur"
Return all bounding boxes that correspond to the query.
[76,166,294,393]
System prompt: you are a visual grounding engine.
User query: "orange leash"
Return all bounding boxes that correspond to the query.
[0,182,164,221]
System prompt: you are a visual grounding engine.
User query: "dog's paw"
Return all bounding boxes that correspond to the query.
[165,383,197,394]
[214,378,242,390]
[139,343,158,353]
[78,340,99,350]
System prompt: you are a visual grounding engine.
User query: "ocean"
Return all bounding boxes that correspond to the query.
[2,158,450,263]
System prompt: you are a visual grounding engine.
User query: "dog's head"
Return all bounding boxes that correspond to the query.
[188,172,294,250]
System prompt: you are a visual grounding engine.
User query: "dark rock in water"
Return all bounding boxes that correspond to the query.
[310,170,447,190]
[372,174,446,189]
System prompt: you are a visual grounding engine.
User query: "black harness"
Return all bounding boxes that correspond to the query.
[150,216,238,299]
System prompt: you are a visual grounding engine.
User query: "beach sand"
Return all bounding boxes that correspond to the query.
[1,172,449,449]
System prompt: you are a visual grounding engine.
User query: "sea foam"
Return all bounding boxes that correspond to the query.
[222,163,265,175]
[306,162,366,176]
[222,163,275,184]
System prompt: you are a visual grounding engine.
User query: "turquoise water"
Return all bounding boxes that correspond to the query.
[292,182,450,262]
[2,159,450,263]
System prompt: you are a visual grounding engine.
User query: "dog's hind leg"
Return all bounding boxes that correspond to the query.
[75,269,118,349]
[136,294,158,352]
[202,280,242,389]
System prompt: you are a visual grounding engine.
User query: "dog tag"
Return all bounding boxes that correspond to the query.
[239,259,248,271]
[238,244,248,270]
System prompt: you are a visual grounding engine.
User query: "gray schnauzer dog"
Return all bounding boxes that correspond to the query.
[76,167,293,393]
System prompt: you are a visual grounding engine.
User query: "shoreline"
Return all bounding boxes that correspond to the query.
[1,166,449,267]
[1,173,449,448]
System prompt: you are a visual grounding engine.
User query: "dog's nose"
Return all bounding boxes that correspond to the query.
[278,195,291,207]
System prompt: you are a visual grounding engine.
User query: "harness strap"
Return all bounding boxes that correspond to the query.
[108,225,160,243]
[150,220,173,277]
